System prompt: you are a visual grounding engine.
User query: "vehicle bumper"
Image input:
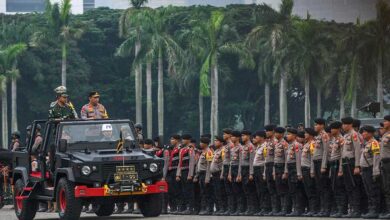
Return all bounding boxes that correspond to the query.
[74,181,168,198]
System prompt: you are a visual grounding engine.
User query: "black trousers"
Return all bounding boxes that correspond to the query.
[198,171,213,212]
[241,166,256,212]
[253,166,271,212]
[274,162,291,212]
[302,166,320,213]
[179,169,195,210]
[212,171,227,212]
[361,166,381,213]
[342,158,364,213]
[193,179,201,213]
[382,159,390,213]
[287,163,304,213]
[313,160,331,213]
[167,169,181,211]
[265,162,280,212]
[329,160,347,214]
[231,165,245,212]
[223,164,235,212]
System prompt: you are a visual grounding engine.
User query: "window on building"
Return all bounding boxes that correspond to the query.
[6,0,46,12]
[84,0,95,11]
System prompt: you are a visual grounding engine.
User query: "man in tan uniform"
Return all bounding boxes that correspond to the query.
[80,91,108,119]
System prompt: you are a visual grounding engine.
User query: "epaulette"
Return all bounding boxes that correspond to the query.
[50,101,57,108]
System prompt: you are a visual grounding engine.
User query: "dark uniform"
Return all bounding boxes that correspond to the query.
[229,139,244,215]
[155,147,169,214]
[221,140,235,215]
[380,115,390,219]
[264,135,281,216]
[341,117,364,218]
[360,127,381,218]
[167,142,181,213]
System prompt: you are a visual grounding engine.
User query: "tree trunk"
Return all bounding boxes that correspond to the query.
[316,89,321,118]
[61,42,67,87]
[11,78,17,132]
[339,90,345,120]
[377,50,383,117]
[157,49,164,137]
[279,72,288,126]
[304,73,311,127]
[146,61,152,139]
[2,81,8,149]
[199,93,204,136]
[264,82,270,126]
[210,61,219,139]
[135,40,142,124]
[351,86,357,117]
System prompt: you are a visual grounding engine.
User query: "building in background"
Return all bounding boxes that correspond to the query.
[1,0,389,23]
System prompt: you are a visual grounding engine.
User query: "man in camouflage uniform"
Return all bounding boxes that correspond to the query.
[49,88,76,120]
[196,137,214,215]
[380,115,390,219]
[240,130,256,215]
[341,116,364,218]
[328,121,348,217]
[50,86,78,118]
[312,118,331,217]
[252,130,271,215]
[80,91,108,120]
[360,125,381,219]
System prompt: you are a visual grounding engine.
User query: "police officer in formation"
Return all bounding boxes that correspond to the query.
[160,115,390,219]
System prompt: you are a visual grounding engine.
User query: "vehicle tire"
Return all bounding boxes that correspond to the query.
[138,193,162,217]
[13,179,38,220]
[94,202,115,216]
[56,178,82,220]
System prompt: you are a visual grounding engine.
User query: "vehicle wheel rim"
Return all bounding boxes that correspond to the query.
[15,189,22,212]
[59,188,66,212]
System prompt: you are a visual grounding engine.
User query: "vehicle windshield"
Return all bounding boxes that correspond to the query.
[60,122,135,144]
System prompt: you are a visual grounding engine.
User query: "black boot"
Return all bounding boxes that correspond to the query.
[362,211,379,219]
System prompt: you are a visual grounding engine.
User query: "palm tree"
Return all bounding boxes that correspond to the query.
[246,0,294,126]
[0,43,27,148]
[118,0,149,125]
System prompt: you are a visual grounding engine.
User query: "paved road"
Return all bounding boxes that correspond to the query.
[0,205,359,220]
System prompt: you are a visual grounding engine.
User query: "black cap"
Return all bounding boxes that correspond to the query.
[380,122,384,128]
[314,118,326,125]
[241,129,252,135]
[134,123,142,129]
[170,134,181,140]
[361,125,376,133]
[325,126,331,133]
[254,130,266,138]
[182,134,192,140]
[232,130,241,137]
[26,125,32,131]
[222,128,232,134]
[297,123,304,127]
[200,137,210,144]
[214,136,224,142]
[264,124,276,132]
[330,121,342,129]
[353,119,361,128]
[201,133,211,139]
[287,128,298,135]
[153,136,160,142]
[144,139,154,145]
[341,117,354,124]
[274,127,286,134]
[305,128,318,136]
[297,131,305,138]
[190,138,197,144]
[89,91,100,98]
[384,115,390,121]
[11,131,21,138]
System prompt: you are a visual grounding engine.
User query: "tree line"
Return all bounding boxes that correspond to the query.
[0,0,389,147]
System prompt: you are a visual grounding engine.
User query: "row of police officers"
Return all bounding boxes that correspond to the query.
[155,115,390,219]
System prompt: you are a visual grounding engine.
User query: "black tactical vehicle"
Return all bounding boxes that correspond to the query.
[12,119,167,220]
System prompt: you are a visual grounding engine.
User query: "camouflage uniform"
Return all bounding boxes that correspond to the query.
[48,101,76,120]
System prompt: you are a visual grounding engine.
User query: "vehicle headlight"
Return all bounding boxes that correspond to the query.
[81,166,91,176]
[149,163,158,173]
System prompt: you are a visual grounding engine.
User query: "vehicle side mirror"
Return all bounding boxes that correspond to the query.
[59,139,68,153]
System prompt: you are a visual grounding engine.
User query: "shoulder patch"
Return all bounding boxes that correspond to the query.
[310,142,315,155]
[206,150,213,162]
[353,133,358,142]
[371,141,380,155]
